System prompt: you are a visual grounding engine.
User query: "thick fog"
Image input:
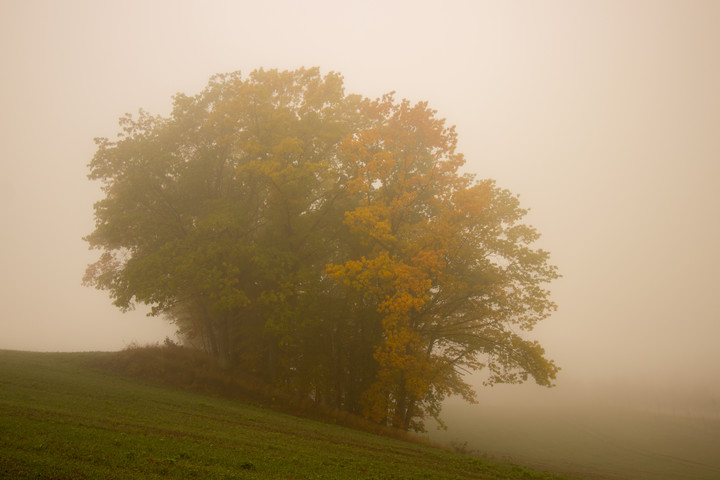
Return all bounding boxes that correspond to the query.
[2,0,719,414]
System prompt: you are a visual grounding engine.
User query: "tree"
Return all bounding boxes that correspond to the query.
[84,67,559,431]
[324,94,559,430]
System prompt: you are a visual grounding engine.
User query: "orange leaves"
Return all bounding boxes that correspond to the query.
[88,67,560,432]
[410,248,446,277]
[326,247,445,429]
[326,93,479,429]
[452,180,492,219]
[341,130,395,196]
[362,311,437,428]
[340,92,460,204]
[326,250,437,317]
[343,206,396,247]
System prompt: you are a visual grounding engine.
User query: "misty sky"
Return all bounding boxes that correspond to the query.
[1,0,718,396]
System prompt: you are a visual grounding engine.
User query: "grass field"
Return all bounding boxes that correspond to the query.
[0,350,579,479]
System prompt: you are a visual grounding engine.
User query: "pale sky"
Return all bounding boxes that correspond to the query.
[1,0,718,396]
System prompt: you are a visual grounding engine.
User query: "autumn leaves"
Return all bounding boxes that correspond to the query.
[84,68,559,431]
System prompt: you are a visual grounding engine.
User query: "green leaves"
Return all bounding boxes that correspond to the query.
[85,67,560,431]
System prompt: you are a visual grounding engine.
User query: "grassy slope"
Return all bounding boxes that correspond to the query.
[0,350,579,480]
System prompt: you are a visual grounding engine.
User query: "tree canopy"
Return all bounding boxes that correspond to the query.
[84,67,560,431]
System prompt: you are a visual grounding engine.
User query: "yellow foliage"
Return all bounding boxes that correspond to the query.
[87,67,559,433]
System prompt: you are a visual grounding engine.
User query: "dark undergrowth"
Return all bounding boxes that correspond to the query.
[90,343,426,445]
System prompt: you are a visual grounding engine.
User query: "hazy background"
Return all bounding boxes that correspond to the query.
[2,0,719,418]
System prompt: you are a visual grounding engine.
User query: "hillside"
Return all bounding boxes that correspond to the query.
[0,349,579,479]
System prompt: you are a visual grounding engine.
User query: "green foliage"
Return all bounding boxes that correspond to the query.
[0,350,580,480]
[84,67,560,431]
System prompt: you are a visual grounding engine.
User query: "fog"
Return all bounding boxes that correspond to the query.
[1,0,719,427]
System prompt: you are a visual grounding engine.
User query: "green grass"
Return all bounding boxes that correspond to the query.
[0,350,580,479]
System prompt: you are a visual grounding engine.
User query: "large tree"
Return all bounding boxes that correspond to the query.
[84,67,559,431]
